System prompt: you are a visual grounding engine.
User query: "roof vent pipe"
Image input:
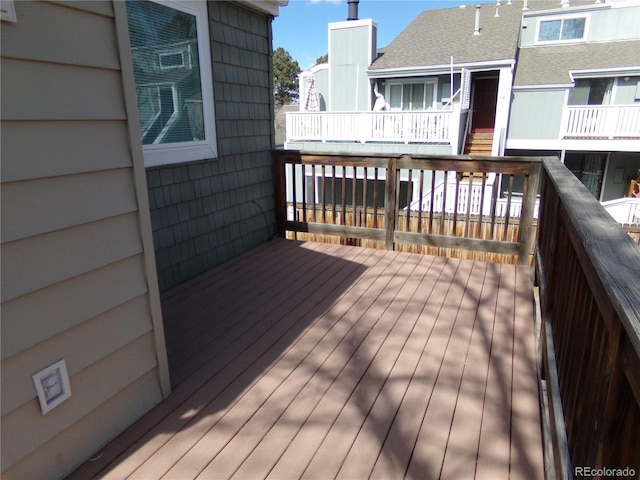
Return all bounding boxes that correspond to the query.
[474,4,481,35]
[561,0,570,7]
[347,0,359,20]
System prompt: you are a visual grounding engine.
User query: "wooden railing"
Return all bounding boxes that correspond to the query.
[537,157,640,478]
[274,151,542,265]
[563,105,640,139]
[285,111,455,145]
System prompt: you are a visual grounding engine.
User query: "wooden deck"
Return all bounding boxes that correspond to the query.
[69,239,544,480]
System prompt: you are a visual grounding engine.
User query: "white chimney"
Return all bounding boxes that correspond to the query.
[561,0,570,7]
[523,0,529,10]
[474,4,481,35]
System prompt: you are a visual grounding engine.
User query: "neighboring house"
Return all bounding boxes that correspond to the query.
[285,0,639,211]
[506,0,640,201]
[0,1,286,479]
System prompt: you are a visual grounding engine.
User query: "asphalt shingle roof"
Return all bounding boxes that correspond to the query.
[368,0,601,72]
[369,2,527,70]
[514,40,640,85]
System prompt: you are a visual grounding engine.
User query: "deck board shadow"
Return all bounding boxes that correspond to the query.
[66,239,543,480]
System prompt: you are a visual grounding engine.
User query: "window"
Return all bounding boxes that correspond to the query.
[126,0,217,167]
[564,153,606,199]
[387,82,435,111]
[568,78,614,105]
[537,16,586,43]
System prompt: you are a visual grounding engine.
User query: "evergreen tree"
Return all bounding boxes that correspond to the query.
[273,47,300,107]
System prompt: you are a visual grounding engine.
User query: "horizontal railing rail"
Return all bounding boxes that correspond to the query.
[563,104,640,139]
[274,151,543,265]
[537,157,640,478]
[285,110,454,145]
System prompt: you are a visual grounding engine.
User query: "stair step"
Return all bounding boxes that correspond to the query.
[464,133,494,155]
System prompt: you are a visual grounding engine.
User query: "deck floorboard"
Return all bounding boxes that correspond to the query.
[67,239,544,480]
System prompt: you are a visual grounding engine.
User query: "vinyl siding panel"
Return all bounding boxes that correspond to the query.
[0,1,167,478]
[1,334,160,470]
[3,369,161,480]
[0,58,126,121]
[0,1,119,69]
[1,169,139,243]
[1,295,153,416]
[0,121,133,182]
[508,89,565,139]
[1,255,149,361]
[1,213,143,303]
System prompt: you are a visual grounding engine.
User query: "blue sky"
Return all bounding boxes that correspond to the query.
[273,0,494,70]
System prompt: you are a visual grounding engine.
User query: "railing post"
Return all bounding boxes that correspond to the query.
[385,156,397,250]
[273,151,286,238]
[517,161,541,265]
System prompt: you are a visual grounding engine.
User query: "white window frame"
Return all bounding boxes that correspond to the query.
[535,14,589,45]
[130,0,217,168]
[385,80,437,111]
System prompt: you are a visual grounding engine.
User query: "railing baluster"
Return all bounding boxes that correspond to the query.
[503,174,514,242]
[291,162,297,222]
[453,172,461,234]
[373,168,379,229]
[352,166,357,227]
[363,167,369,229]
[331,166,336,225]
[312,164,317,223]
[406,169,412,232]
[429,170,436,234]
[341,166,347,226]
[490,174,499,240]
[464,172,474,238]
[478,173,487,239]
[418,169,424,234]
[321,165,326,224]
[302,163,307,223]
[385,156,397,250]
[441,171,448,236]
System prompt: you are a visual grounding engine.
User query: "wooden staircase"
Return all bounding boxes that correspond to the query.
[464,132,494,156]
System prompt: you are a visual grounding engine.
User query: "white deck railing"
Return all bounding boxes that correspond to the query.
[286,111,454,145]
[409,177,539,219]
[601,197,640,224]
[563,105,640,139]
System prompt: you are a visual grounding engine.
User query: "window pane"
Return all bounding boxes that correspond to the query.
[411,84,424,110]
[126,1,204,145]
[561,17,585,40]
[403,84,412,110]
[424,83,434,110]
[389,85,402,110]
[539,20,561,41]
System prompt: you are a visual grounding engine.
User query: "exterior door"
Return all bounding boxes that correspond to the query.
[471,77,499,133]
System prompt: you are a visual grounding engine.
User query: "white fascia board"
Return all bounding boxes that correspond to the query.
[569,66,640,81]
[523,2,610,17]
[367,59,515,78]
[241,0,288,16]
[513,83,573,90]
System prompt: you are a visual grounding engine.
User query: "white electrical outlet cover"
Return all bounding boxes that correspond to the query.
[32,359,71,414]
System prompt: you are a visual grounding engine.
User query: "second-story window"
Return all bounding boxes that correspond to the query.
[126,0,217,167]
[537,16,586,43]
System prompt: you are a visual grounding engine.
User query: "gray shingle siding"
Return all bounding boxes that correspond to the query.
[147,1,276,291]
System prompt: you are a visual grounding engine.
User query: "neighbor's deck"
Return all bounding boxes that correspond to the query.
[70,239,544,480]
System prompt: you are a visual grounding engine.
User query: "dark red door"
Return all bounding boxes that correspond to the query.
[471,78,498,133]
